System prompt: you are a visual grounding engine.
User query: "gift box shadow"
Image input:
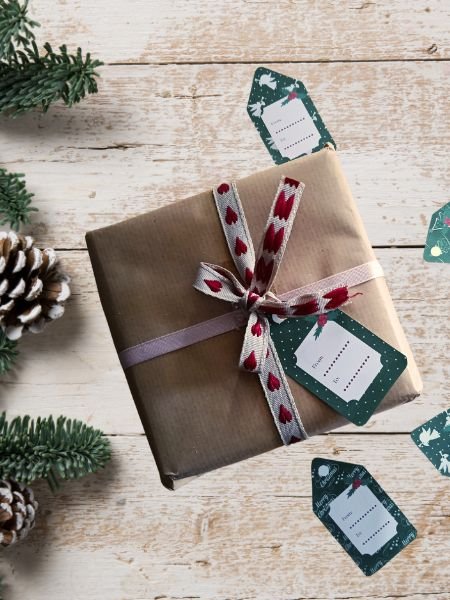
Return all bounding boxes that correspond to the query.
[0,102,114,144]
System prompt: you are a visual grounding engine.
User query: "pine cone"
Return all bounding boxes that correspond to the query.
[0,479,38,547]
[0,231,70,340]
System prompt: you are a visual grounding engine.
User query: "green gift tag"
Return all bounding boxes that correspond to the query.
[411,409,450,476]
[312,458,417,576]
[269,310,407,426]
[423,201,450,263]
[247,67,335,164]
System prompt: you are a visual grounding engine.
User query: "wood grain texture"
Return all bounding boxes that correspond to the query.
[1,1,449,598]
[1,435,449,600]
[27,0,450,63]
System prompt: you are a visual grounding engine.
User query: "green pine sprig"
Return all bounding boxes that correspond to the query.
[0,330,19,375]
[0,0,39,60]
[0,41,103,116]
[0,1,102,116]
[0,413,111,491]
[0,167,37,229]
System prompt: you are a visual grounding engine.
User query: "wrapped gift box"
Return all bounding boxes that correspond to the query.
[86,147,422,489]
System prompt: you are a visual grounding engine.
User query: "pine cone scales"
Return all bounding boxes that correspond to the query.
[0,231,70,340]
[0,479,38,546]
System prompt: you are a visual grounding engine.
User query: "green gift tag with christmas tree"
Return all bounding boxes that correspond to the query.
[270,310,407,425]
[411,409,450,476]
[312,458,417,576]
[247,67,335,164]
[423,201,450,263]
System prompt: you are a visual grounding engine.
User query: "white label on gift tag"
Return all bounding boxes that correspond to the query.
[261,97,322,160]
[294,321,382,403]
[271,310,408,425]
[329,485,398,556]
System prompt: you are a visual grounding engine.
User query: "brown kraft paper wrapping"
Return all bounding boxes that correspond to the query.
[86,147,422,489]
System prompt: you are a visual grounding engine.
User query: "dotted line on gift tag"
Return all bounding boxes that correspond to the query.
[284,133,315,150]
[349,504,377,529]
[344,355,370,392]
[274,117,306,134]
[362,521,390,546]
[324,341,350,377]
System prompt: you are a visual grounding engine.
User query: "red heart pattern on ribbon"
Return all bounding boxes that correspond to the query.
[225,206,238,225]
[235,237,248,257]
[204,279,223,293]
[193,177,355,445]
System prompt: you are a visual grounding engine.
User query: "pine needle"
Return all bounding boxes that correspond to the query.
[0,331,18,374]
[0,0,39,60]
[0,41,103,116]
[0,1,102,116]
[0,167,37,229]
[0,413,112,490]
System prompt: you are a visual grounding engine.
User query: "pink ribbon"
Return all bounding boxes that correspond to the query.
[118,260,382,367]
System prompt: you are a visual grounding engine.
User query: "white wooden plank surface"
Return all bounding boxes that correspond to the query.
[1,1,449,598]
[28,0,450,63]
[1,435,449,600]
[2,62,449,248]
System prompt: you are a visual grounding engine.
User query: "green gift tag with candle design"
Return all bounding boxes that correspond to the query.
[423,201,450,263]
[411,409,450,476]
[269,310,407,425]
[312,458,417,576]
[247,67,335,164]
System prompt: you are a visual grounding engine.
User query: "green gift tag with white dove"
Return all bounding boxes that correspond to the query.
[411,409,450,476]
[270,310,407,426]
[423,201,450,263]
[247,67,335,164]
[312,458,417,576]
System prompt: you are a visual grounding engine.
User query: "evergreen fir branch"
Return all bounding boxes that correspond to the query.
[0,330,18,375]
[0,167,37,230]
[0,413,111,490]
[0,0,39,60]
[0,41,103,116]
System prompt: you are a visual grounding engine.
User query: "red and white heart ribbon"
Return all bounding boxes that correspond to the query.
[193,177,358,445]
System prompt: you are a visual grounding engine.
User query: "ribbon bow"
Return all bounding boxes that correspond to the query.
[194,177,355,445]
